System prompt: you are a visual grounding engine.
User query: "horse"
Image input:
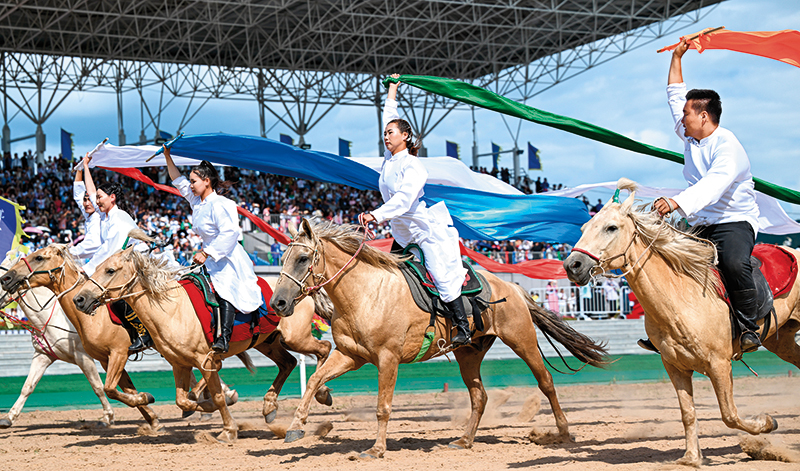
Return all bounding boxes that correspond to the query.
[0,244,163,430]
[71,241,334,442]
[562,178,799,466]
[269,218,607,458]
[0,252,114,428]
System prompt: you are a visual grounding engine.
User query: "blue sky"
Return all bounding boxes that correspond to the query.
[9,0,800,215]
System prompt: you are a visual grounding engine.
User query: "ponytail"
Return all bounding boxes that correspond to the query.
[190,160,235,195]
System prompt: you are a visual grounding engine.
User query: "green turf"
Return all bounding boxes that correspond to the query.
[0,351,795,411]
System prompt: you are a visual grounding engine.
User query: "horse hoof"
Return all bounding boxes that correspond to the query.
[284,429,305,443]
[265,410,277,424]
[94,421,109,429]
[200,413,213,422]
[0,418,12,429]
[217,428,238,443]
[359,453,378,460]
[182,410,196,419]
[315,386,333,406]
[225,390,239,406]
[770,416,778,432]
[144,393,155,404]
[448,442,465,450]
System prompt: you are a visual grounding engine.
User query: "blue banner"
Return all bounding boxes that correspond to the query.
[446,141,459,159]
[61,129,73,161]
[163,134,588,243]
[528,142,541,170]
[491,142,500,170]
[338,138,351,157]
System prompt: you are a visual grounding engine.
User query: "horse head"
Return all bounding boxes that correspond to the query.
[564,178,638,285]
[73,246,137,315]
[0,244,71,293]
[270,218,321,317]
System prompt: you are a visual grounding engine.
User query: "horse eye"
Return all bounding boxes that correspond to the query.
[35,255,44,261]
[606,225,618,233]
[106,268,116,275]
[297,255,309,264]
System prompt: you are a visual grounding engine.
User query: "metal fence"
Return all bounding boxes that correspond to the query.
[528,285,634,320]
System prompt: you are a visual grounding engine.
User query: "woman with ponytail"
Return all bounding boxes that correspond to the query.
[360,74,470,348]
[162,148,261,354]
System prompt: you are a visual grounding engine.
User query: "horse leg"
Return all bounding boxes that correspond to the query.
[280,317,334,406]
[199,368,238,443]
[706,358,777,435]
[116,368,161,430]
[0,352,55,428]
[253,338,297,424]
[73,349,115,426]
[361,353,401,459]
[502,331,569,439]
[662,360,702,466]
[763,321,800,369]
[448,346,489,449]
[285,349,364,443]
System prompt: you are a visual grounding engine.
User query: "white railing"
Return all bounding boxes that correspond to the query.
[528,285,634,320]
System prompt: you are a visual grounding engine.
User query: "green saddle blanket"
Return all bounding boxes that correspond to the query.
[399,243,483,297]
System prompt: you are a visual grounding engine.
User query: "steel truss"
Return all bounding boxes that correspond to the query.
[0,0,722,159]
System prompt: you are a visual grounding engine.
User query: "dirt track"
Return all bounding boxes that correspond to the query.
[1,375,799,470]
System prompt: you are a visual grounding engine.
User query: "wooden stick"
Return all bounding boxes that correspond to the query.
[657,26,725,53]
[72,137,108,172]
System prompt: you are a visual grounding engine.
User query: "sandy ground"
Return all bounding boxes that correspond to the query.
[1,375,800,470]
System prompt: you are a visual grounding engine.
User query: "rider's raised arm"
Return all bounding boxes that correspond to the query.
[163,146,182,181]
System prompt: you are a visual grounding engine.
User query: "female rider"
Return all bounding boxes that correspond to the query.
[361,74,470,347]
[162,147,262,354]
[68,153,101,260]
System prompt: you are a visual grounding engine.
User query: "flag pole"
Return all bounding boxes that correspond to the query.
[71,137,109,172]
[657,26,725,53]
[145,132,185,162]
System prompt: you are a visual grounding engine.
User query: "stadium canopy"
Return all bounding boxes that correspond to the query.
[0,0,722,155]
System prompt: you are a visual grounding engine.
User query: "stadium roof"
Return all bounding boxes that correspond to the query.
[1,0,723,81]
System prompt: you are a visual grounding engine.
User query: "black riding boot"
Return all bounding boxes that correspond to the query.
[114,299,153,354]
[729,288,762,353]
[212,299,236,354]
[444,296,471,348]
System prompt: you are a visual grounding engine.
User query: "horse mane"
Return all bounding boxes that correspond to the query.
[617,179,721,293]
[51,243,83,274]
[125,249,180,300]
[303,219,406,269]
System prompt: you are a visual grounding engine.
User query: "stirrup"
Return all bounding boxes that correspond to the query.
[740,332,761,354]
[450,331,471,348]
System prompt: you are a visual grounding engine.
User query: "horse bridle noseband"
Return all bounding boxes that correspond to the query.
[84,270,140,305]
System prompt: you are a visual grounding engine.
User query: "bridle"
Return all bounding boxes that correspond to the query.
[84,269,142,306]
[8,249,84,309]
[278,219,375,301]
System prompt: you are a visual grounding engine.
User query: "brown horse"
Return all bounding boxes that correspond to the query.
[269,218,607,458]
[0,244,162,429]
[563,178,799,466]
[71,244,333,441]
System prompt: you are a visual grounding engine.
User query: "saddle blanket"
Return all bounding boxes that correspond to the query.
[753,244,798,298]
[180,277,280,344]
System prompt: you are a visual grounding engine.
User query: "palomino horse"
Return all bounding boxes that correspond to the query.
[0,253,114,428]
[563,178,798,466]
[71,243,333,442]
[1,244,163,430]
[270,219,607,458]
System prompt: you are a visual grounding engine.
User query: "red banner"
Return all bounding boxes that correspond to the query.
[368,238,568,280]
[660,28,800,69]
[104,167,291,245]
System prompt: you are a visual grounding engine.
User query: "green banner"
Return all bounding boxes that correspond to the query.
[383,75,800,205]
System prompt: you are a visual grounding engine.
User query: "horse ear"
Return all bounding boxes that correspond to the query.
[620,191,636,212]
[287,220,298,238]
[300,218,313,238]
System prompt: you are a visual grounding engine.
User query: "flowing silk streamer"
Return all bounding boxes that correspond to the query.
[659,28,800,69]
[104,167,291,245]
[382,75,800,205]
[368,238,567,280]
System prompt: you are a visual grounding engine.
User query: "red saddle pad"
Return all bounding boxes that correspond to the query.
[753,244,798,298]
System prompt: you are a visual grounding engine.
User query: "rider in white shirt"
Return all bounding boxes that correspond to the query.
[361,74,470,347]
[69,153,101,260]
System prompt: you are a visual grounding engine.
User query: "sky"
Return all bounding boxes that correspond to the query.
[7,0,800,216]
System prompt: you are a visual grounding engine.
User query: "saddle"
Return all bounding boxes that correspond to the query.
[393,242,495,333]
[720,244,798,341]
[179,271,280,345]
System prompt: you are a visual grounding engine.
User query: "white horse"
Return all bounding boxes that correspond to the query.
[0,264,115,428]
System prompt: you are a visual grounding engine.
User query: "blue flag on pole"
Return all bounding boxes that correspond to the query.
[528,142,541,170]
[338,138,352,157]
[491,142,501,170]
[446,141,459,159]
[279,134,294,145]
[60,129,74,161]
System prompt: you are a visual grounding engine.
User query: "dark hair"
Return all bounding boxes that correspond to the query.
[97,181,127,212]
[685,89,721,125]
[190,160,234,194]
[387,118,422,156]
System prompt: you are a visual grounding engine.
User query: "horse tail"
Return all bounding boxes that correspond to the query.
[311,288,336,321]
[515,284,609,367]
[235,351,257,374]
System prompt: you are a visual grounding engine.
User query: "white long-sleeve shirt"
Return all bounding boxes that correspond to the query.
[173,176,261,313]
[667,82,759,235]
[82,205,141,276]
[69,181,101,259]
